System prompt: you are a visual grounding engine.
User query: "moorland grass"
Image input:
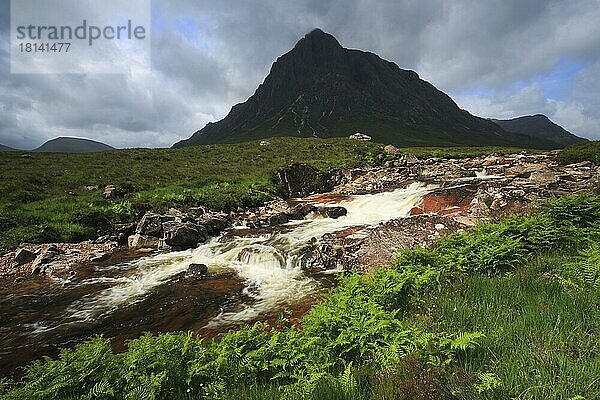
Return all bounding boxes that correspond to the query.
[558,140,600,165]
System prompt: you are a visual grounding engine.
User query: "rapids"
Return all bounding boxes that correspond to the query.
[0,182,433,377]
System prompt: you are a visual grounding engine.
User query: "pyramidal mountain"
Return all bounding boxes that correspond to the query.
[174,29,574,149]
[493,115,587,148]
[34,137,115,153]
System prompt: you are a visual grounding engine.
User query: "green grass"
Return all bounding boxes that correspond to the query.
[2,194,599,399]
[203,118,560,150]
[558,141,600,165]
[412,251,600,399]
[0,138,381,203]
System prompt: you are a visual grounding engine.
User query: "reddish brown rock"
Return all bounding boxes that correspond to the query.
[409,185,476,216]
[334,226,363,238]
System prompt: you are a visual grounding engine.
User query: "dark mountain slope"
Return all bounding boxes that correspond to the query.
[174,29,557,149]
[0,144,14,151]
[493,115,586,148]
[34,137,115,153]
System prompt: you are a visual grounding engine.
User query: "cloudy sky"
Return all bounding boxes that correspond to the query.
[1,0,599,149]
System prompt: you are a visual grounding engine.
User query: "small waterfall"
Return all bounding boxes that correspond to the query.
[38,182,435,333]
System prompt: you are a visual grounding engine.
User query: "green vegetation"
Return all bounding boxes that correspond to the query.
[558,140,600,165]
[415,251,600,399]
[0,138,381,250]
[2,194,599,399]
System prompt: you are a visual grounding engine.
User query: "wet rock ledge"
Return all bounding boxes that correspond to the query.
[2,241,119,278]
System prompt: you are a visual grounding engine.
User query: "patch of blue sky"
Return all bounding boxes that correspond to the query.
[151,6,214,51]
[151,5,168,33]
[534,58,585,100]
[453,58,586,101]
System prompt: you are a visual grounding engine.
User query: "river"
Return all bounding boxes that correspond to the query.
[0,182,432,377]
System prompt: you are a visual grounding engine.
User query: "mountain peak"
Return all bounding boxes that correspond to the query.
[34,137,115,153]
[293,28,342,53]
[530,114,550,120]
[304,28,338,42]
[493,115,586,148]
[174,30,566,149]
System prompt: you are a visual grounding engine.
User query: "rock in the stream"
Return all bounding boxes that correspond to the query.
[12,248,36,267]
[198,213,230,236]
[188,263,208,276]
[277,203,317,221]
[529,170,559,186]
[128,234,160,249]
[31,245,60,274]
[410,184,477,216]
[169,263,209,282]
[162,221,208,250]
[402,154,420,166]
[268,212,290,226]
[1,242,117,278]
[320,206,348,219]
[90,252,111,262]
[292,203,318,218]
[482,155,502,166]
[114,222,136,245]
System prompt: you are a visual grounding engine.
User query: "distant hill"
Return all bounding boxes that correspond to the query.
[174,29,559,149]
[492,115,587,148]
[0,144,14,151]
[34,137,115,153]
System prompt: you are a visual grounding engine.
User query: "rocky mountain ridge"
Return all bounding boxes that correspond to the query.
[493,114,586,148]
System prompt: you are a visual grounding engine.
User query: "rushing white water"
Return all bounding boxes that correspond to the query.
[47,182,434,332]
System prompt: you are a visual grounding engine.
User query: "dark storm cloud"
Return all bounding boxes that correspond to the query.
[0,0,599,148]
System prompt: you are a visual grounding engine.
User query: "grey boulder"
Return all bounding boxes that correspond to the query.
[128,234,161,249]
[31,245,60,274]
[13,248,36,267]
[320,206,348,219]
[162,221,208,250]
